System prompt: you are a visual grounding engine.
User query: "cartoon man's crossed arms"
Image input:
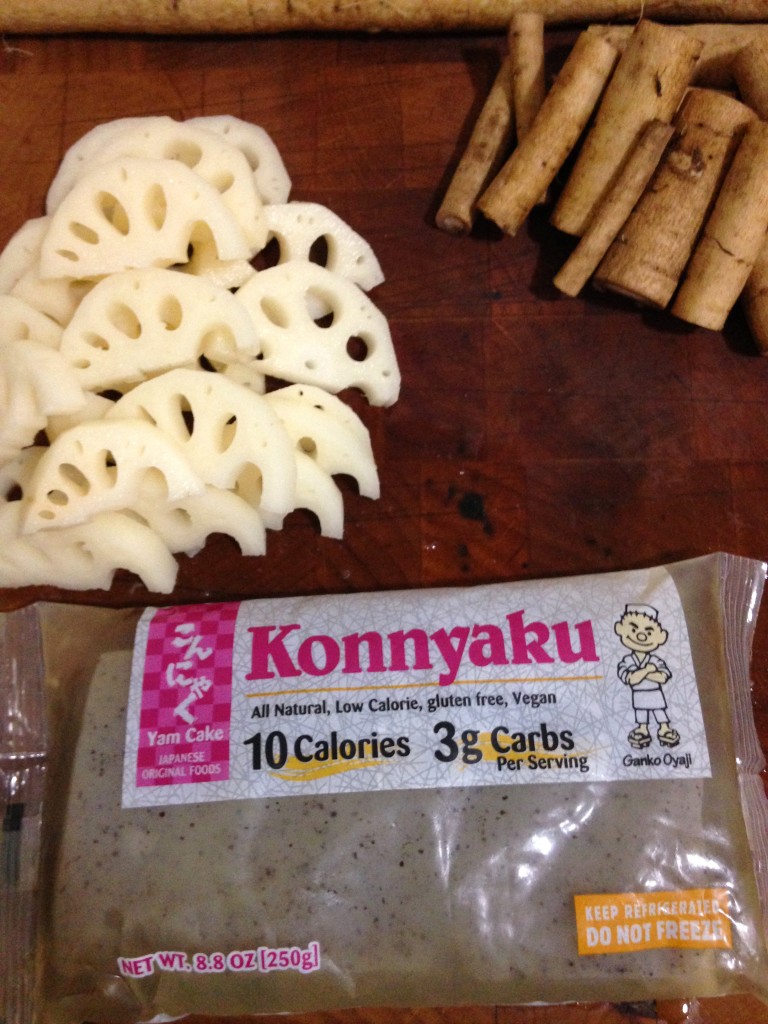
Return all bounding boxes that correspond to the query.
[614,603,681,750]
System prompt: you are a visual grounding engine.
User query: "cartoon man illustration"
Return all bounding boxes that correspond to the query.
[614,603,680,750]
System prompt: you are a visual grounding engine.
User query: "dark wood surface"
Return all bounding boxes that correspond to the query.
[1,25,767,1024]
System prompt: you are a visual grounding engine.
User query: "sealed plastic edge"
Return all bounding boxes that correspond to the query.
[0,604,47,1024]
[719,552,768,951]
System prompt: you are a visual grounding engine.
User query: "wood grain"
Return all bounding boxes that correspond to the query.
[0,26,766,1024]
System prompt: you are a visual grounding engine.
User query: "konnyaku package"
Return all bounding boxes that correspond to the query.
[2,552,767,1022]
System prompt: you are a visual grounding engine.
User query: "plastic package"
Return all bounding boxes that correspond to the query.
[1,606,47,1024]
[2,553,768,1023]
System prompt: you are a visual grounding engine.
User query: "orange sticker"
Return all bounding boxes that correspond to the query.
[574,888,732,955]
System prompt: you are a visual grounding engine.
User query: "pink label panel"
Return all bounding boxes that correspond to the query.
[136,602,239,788]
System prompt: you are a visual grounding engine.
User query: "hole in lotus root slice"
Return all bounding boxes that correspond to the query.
[308,234,329,269]
[58,462,93,499]
[145,183,168,231]
[158,294,183,332]
[97,192,130,235]
[69,222,100,245]
[210,170,235,195]
[260,296,290,329]
[346,335,369,362]
[306,286,336,327]
[163,139,203,170]
[108,302,142,339]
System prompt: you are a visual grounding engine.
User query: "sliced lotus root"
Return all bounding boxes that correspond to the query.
[0,339,85,465]
[45,116,171,213]
[0,445,45,500]
[105,367,296,518]
[0,216,48,293]
[0,114,400,589]
[0,294,63,348]
[0,438,179,592]
[61,119,267,251]
[46,393,115,442]
[188,115,292,205]
[130,475,266,558]
[291,451,345,538]
[59,267,260,390]
[181,236,256,290]
[264,202,384,292]
[2,217,91,326]
[236,260,400,406]
[40,157,252,280]
[266,383,379,499]
[0,501,179,593]
[23,418,205,533]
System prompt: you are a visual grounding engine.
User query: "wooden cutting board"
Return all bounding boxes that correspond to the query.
[0,26,767,1024]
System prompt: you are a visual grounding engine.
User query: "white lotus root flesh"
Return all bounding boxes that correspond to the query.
[236,260,400,406]
[106,368,297,519]
[40,157,252,280]
[59,267,260,390]
[23,418,205,532]
[264,202,384,291]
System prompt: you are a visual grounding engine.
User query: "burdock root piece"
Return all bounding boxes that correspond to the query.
[733,39,768,353]
[553,120,674,298]
[593,88,755,309]
[435,58,516,236]
[673,120,768,331]
[551,19,703,237]
[478,29,620,237]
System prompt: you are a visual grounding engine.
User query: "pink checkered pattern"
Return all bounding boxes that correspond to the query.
[135,602,240,788]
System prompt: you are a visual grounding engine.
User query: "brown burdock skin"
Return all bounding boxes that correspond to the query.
[550,20,703,238]
[478,30,620,237]
[2,0,768,34]
[594,89,755,308]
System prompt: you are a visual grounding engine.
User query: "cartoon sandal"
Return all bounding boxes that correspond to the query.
[657,726,680,748]
[628,727,652,749]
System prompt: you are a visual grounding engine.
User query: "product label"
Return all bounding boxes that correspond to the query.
[574,889,732,954]
[117,942,321,978]
[134,602,239,788]
[123,566,712,808]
